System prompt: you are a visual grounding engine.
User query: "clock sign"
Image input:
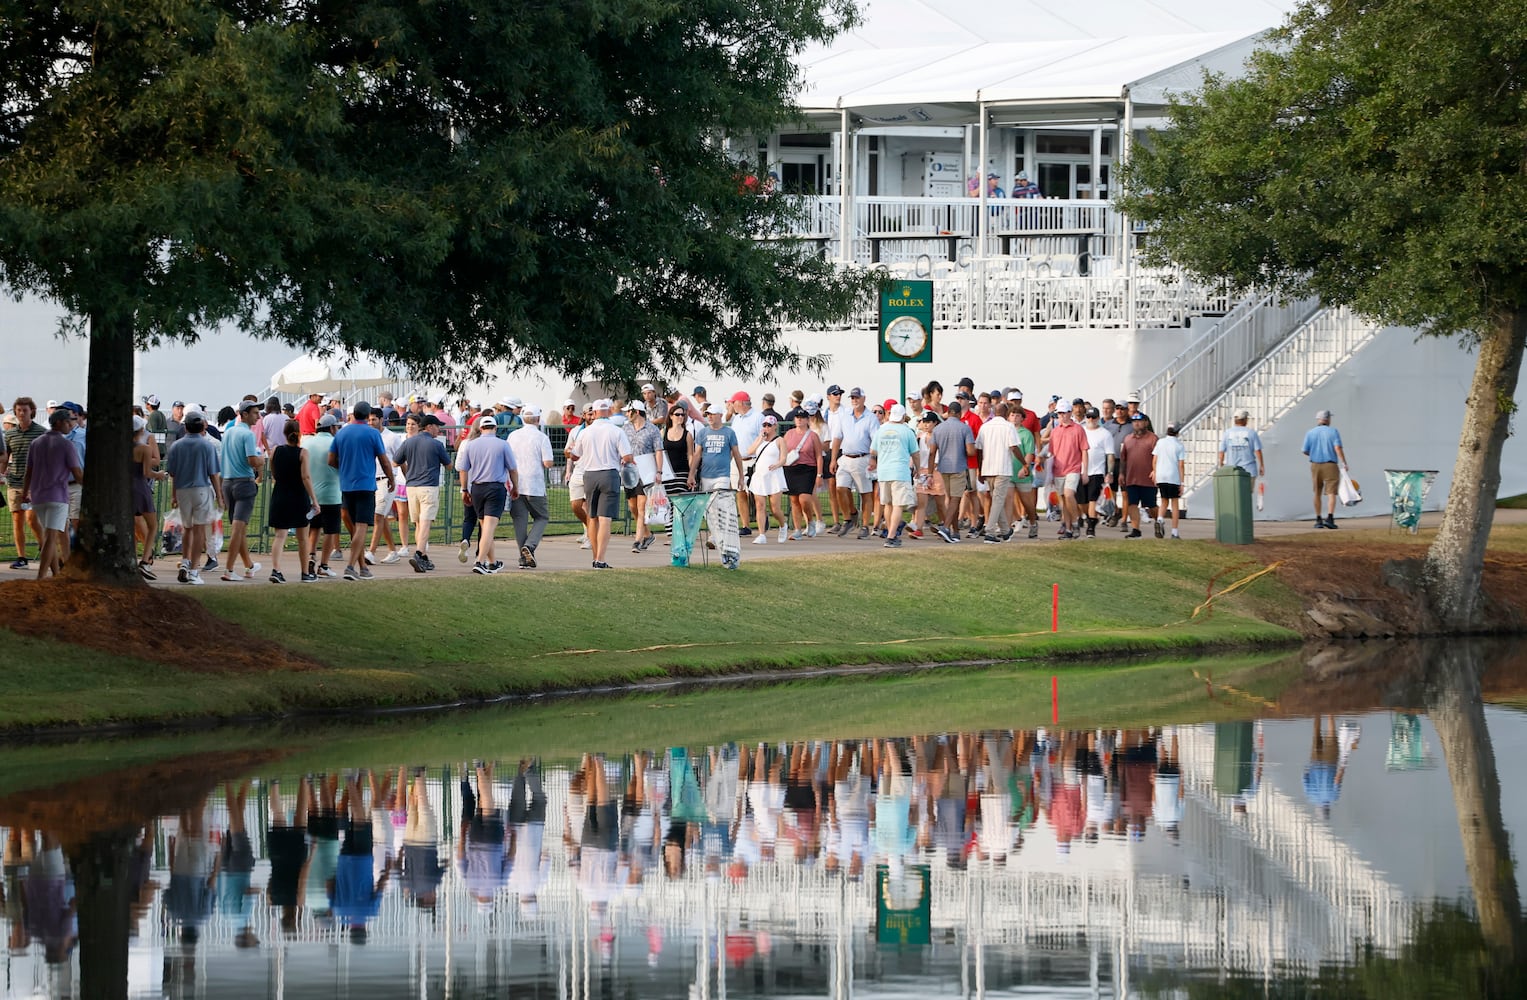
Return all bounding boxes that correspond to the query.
[877,279,933,364]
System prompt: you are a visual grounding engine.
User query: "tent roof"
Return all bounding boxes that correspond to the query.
[792,0,1294,122]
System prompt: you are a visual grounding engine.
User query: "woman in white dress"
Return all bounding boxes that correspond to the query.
[747,416,788,543]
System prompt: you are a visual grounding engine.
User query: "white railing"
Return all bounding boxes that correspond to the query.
[1135,292,1323,429]
[1178,306,1384,495]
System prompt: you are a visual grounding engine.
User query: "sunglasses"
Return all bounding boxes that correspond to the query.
[872,409,886,416]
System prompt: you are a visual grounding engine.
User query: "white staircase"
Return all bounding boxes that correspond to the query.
[1177,305,1385,498]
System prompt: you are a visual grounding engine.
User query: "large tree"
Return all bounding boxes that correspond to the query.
[0,0,870,582]
[1120,0,1527,630]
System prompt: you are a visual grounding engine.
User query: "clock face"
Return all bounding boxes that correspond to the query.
[884,315,928,358]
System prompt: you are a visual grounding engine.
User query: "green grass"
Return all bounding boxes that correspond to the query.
[1498,493,1527,510]
[0,541,1301,731]
[0,647,1305,798]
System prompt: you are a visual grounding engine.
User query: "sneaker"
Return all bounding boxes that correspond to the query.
[490,561,504,573]
[358,565,375,579]
[177,564,189,583]
[458,540,471,563]
[811,520,824,537]
[778,527,788,543]
[270,569,286,584]
[1127,528,1143,538]
[1171,529,1181,539]
[633,540,644,553]
[1314,518,1328,529]
[789,530,804,540]
[473,562,491,575]
[409,551,428,573]
[381,550,402,564]
[592,561,612,569]
[1029,522,1039,539]
[1085,524,1096,538]
[578,534,591,549]
[363,551,376,565]
[639,536,655,551]
[138,561,157,581]
[203,555,219,573]
[343,566,360,581]
[1001,526,1014,541]
[856,526,871,540]
[1325,516,1338,530]
[1059,530,1074,540]
[8,557,28,570]
[722,553,738,570]
[220,571,243,582]
[884,538,902,548]
[244,561,262,579]
[520,545,536,569]
[307,557,317,577]
[753,535,768,544]
[982,535,1000,544]
[934,525,953,543]
[1154,520,1165,538]
[301,572,318,583]
[907,528,923,539]
[319,564,338,578]
[185,570,204,586]
[705,539,716,550]
[422,553,436,571]
[738,526,752,537]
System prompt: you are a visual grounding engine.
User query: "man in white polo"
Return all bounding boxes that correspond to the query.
[508,406,555,568]
[726,391,764,536]
[574,399,634,569]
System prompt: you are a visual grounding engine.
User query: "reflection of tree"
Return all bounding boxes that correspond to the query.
[69,830,136,1000]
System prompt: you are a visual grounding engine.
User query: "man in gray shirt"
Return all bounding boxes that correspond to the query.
[394,414,451,572]
[927,401,976,543]
[164,410,223,585]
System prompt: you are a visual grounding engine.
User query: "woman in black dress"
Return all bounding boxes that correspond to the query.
[267,419,318,583]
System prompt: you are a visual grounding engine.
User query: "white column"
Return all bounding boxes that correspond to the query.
[977,102,989,323]
[1122,91,1136,331]
[839,109,854,263]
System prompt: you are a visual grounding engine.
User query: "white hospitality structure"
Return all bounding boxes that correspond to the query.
[3,0,1524,519]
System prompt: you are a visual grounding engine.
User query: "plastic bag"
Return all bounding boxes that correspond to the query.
[1097,495,1117,520]
[208,518,225,555]
[621,462,641,490]
[1256,478,1265,512]
[161,508,183,555]
[1338,468,1363,506]
[1046,490,1062,521]
[646,483,670,526]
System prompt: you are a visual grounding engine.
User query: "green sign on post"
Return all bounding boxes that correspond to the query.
[878,279,934,365]
[875,864,932,946]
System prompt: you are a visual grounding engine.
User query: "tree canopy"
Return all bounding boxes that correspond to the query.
[0,0,871,579]
[1119,0,1527,628]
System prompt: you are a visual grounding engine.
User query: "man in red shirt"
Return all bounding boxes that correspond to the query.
[296,391,324,436]
[1046,409,1089,539]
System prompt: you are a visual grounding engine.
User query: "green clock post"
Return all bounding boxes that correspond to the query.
[878,279,934,403]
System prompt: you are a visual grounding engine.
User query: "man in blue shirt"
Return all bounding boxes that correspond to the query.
[870,406,920,547]
[692,403,745,569]
[1301,409,1348,529]
[831,388,878,538]
[329,401,395,579]
[220,399,266,580]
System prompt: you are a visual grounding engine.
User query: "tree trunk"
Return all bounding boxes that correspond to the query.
[63,311,142,584]
[1423,307,1527,629]
[1425,644,1524,964]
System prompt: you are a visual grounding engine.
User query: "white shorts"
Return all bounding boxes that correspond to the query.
[178,485,218,526]
[568,469,586,502]
[407,485,440,523]
[836,454,872,493]
[374,482,393,514]
[35,501,69,533]
[1061,472,1082,494]
[878,480,915,508]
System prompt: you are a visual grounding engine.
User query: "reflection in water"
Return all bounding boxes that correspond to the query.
[1,652,1524,998]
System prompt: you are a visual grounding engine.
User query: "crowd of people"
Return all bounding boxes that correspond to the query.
[1,376,1349,582]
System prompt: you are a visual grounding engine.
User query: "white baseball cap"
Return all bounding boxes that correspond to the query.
[626,399,647,413]
[888,403,907,422]
[706,402,727,416]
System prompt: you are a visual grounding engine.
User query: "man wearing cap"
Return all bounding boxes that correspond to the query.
[1079,408,1116,538]
[364,408,406,566]
[929,400,976,542]
[297,391,324,436]
[377,391,398,426]
[507,406,554,568]
[219,399,266,580]
[1048,407,1089,540]
[144,394,168,436]
[1119,414,1159,539]
[822,385,849,530]
[301,413,344,578]
[1219,409,1265,484]
[1302,409,1348,529]
[55,402,87,539]
[691,403,746,569]
[560,399,583,429]
[21,408,83,580]
[691,386,709,415]
[1008,404,1040,539]
[394,414,450,572]
[831,388,877,538]
[727,392,764,536]
[457,413,520,573]
[641,384,668,424]
[2,397,46,570]
[624,399,662,553]
[492,396,524,438]
[870,404,919,547]
[328,401,395,580]
[574,399,633,569]
[162,400,188,447]
[1153,423,1187,539]
[165,409,223,585]
[1124,393,1150,427]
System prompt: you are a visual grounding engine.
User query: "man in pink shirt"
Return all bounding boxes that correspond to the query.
[1046,409,1090,539]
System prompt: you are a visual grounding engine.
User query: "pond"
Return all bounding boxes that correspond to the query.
[0,642,1522,999]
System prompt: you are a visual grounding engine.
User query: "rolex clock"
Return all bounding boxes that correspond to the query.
[884,315,927,358]
[877,279,933,364]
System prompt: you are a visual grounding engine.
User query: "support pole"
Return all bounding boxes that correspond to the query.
[838,108,853,264]
[1121,89,1137,331]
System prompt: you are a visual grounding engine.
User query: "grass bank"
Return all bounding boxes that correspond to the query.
[0,541,1300,731]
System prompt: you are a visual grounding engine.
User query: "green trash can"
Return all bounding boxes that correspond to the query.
[1212,466,1254,544]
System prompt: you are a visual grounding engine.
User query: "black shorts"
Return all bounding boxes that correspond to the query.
[1158,483,1182,500]
[582,801,619,851]
[313,503,342,535]
[1077,474,1104,505]
[342,824,373,856]
[342,490,376,526]
[623,483,646,500]
[308,810,341,841]
[585,469,621,520]
[266,827,306,907]
[784,465,816,496]
[1126,485,1158,508]
[469,482,507,519]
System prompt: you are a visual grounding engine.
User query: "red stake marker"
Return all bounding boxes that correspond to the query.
[1052,675,1059,724]
[1052,583,1059,632]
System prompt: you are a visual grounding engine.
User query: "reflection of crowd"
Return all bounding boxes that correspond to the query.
[0,723,1305,975]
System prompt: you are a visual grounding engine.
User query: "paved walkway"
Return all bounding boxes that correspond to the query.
[123,507,1526,587]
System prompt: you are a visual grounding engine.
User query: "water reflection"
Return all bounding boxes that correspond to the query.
[2,647,1524,998]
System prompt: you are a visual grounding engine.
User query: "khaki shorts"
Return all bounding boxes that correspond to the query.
[878,479,915,508]
[1311,461,1340,495]
[407,485,440,523]
[67,482,82,520]
[178,485,218,526]
[836,454,872,493]
[942,471,968,498]
[6,486,26,511]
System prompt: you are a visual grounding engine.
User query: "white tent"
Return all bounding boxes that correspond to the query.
[267,351,400,398]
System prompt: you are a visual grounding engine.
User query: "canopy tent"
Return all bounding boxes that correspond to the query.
[267,351,400,398]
